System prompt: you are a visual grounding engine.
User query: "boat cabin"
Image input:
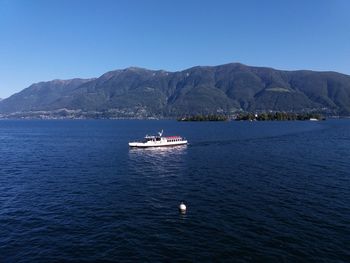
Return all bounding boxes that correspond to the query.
[144,135,161,142]
[165,136,182,142]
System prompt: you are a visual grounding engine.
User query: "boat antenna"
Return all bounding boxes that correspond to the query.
[158,129,163,137]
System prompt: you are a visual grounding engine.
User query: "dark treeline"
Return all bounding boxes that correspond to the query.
[235,112,325,121]
[178,112,325,122]
[178,115,229,121]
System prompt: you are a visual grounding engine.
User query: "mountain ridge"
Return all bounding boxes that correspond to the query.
[1,63,350,117]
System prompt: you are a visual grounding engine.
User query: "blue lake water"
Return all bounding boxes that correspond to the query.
[0,119,349,262]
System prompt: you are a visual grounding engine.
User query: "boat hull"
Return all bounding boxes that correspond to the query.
[129,140,188,148]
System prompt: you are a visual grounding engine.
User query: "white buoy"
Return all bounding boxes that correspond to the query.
[179,202,187,213]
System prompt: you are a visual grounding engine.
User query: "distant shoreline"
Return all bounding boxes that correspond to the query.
[1,117,349,121]
[0,112,338,121]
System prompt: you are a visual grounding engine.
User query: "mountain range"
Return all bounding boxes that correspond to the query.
[1,63,350,118]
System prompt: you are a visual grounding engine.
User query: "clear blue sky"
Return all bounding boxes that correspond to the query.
[0,0,349,98]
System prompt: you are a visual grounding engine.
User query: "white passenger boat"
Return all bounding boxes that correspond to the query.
[129,130,187,148]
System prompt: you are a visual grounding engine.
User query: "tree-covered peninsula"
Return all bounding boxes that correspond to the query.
[235,112,325,121]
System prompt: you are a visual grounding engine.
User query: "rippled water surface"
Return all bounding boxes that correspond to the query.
[0,120,349,262]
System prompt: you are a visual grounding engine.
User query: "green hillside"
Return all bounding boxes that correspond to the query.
[1,63,350,117]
